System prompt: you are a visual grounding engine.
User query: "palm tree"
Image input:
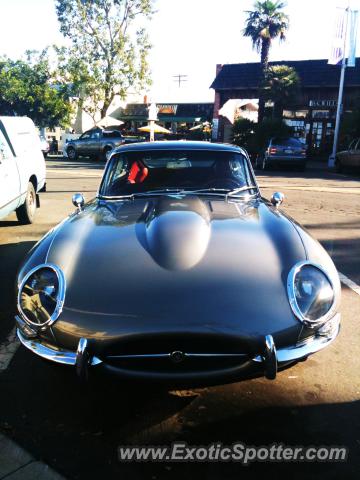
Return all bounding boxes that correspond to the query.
[243,1,289,123]
[263,65,300,119]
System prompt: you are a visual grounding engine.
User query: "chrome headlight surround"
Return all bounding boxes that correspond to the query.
[287,261,337,328]
[17,263,66,330]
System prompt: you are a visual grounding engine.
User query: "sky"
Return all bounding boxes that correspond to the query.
[0,0,359,103]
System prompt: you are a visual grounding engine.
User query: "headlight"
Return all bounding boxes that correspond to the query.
[18,264,65,329]
[287,261,336,326]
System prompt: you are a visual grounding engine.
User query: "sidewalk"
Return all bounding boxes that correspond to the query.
[0,433,65,480]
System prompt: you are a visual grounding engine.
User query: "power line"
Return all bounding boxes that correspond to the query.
[173,74,188,88]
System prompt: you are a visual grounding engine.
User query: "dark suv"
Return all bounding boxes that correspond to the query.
[65,129,137,161]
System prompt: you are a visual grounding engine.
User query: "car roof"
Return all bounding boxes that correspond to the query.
[114,140,246,155]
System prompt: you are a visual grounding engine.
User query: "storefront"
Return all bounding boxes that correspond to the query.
[211,59,360,156]
[111,103,213,136]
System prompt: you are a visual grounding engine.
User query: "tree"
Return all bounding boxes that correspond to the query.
[243,1,289,123]
[0,51,72,128]
[55,0,153,121]
[232,118,257,153]
[262,65,300,119]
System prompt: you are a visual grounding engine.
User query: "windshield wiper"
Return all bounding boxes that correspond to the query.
[187,186,258,197]
[226,185,258,196]
[98,188,185,200]
[131,188,185,196]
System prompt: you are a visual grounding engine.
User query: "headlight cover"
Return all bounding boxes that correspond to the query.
[287,261,336,326]
[17,264,66,329]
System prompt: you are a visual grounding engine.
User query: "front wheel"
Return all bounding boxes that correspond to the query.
[256,155,267,171]
[67,147,77,160]
[16,182,37,224]
[335,158,343,173]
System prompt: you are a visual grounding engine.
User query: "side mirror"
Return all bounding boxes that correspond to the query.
[271,192,285,208]
[72,193,85,211]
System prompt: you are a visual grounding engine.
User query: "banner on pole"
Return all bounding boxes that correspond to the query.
[328,8,347,65]
[348,10,359,67]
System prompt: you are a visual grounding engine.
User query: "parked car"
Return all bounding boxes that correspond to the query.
[0,116,46,224]
[336,138,360,172]
[65,128,125,161]
[39,135,50,157]
[15,141,340,385]
[256,137,307,171]
[65,128,126,161]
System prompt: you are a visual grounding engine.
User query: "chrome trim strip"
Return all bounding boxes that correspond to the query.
[287,260,338,327]
[17,329,102,366]
[106,352,248,360]
[253,314,340,363]
[17,263,66,330]
[107,353,171,359]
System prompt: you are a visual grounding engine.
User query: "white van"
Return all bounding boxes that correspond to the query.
[0,117,46,224]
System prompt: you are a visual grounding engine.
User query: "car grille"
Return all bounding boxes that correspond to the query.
[101,334,254,374]
[104,352,249,373]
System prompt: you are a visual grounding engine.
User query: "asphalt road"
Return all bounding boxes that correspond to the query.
[0,157,359,480]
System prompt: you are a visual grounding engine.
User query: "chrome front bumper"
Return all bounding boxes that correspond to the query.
[16,329,102,366]
[16,314,340,380]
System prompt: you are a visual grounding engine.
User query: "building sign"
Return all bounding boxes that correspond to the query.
[309,100,337,107]
[312,110,332,119]
[212,118,219,140]
[157,104,178,115]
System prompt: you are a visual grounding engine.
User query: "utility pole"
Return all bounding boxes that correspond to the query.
[173,74,188,88]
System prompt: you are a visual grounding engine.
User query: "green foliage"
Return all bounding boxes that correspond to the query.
[232,117,293,155]
[262,65,300,118]
[232,118,257,153]
[243,1,289,122]
[0,51,72,128]
[55,0,153,120]
[243,1,289,54]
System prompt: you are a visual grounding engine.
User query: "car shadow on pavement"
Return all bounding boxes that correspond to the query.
[0,350,359,480]
[0,241,36,341]
[47,158,105,170]
[0,220,20,228]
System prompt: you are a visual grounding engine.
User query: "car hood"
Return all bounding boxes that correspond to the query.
[44,196,306,342]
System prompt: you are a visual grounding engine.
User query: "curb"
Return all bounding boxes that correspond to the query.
[0,433,65,479]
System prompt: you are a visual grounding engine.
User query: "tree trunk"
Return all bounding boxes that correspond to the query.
[273,102,284,120]
[100,95,112,119]
[258,38,271,124]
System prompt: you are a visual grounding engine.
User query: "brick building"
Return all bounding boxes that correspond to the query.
[211,59,360,155]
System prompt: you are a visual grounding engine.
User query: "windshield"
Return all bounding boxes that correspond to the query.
[100,149,257,197]
[272,137,303,147]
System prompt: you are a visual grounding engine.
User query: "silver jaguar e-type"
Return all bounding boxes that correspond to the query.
[15,141,340,385]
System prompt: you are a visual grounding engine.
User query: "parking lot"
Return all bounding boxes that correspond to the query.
[0,157,360,479]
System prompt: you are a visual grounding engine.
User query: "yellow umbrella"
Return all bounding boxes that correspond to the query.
[189,124,203,131]
[138,124,171,134]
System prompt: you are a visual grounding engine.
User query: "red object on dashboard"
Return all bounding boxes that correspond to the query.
[128,161,148,183]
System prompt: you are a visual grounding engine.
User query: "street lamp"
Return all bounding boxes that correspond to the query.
[147,102,158,142]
